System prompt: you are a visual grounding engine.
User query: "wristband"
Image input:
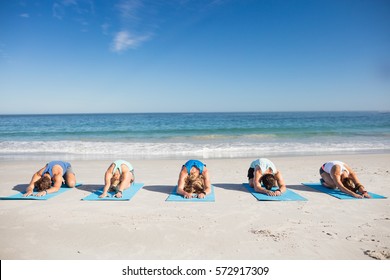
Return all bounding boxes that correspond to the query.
[44,190,48,195]
[117,190,123,194]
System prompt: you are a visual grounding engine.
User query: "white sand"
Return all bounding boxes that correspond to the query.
[0,153,389,260]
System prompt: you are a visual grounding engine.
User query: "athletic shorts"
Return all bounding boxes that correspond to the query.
[319,164,326,175]
[64,166,75,176]
[247,167,255,179]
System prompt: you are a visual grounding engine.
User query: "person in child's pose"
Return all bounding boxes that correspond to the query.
[177,159,211,199]
[24,161,76,197]
[247,158,286,196]
[99,160,135,198]
[319,160,370,198]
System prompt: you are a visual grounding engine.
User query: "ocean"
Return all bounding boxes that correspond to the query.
[0,111,389,160]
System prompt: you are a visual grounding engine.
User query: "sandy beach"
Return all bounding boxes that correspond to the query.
[0,153,389,260]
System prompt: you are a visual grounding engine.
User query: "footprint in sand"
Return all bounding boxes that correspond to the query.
[322,231,338,238]
[250,229,286,242]
[364,249,390,260]
[346,234,378,243]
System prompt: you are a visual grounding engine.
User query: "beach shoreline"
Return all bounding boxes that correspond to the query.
[2,111,389,161]
[0,153,389,260]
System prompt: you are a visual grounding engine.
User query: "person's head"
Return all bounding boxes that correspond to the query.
[110,170,121,187]
[342,177,356,192]
[261,174,276,190]
[184,173,204,194]
[34,175,52,191]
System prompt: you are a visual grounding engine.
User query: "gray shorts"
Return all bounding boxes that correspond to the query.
[64,166,75,176]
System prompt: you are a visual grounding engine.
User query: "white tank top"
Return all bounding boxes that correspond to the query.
[323,161,349,175]
[250,158,277,174]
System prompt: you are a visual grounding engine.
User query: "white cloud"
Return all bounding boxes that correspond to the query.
[116,0,142,21]
[111,30,151,53]
[20,13,30,18]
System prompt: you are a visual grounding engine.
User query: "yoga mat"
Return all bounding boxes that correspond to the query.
[0,183,82,200]
[243,183,307,201]
[302,182,386,199]
[82,183,144,201]
[166,185,215,202]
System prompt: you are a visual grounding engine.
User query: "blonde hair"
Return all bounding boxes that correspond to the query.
[110,177,120,187]
[184,173,205,194]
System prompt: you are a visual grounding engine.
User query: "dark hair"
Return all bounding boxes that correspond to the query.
[34,176,52,191]
[261,174,276,190]
[342,177,357,192]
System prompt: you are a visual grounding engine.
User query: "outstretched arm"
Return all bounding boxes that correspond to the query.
[197,168,211,199]
[253,168,271,195]
[177,167,192,199]
[345,164,370,198]
[24,167,45,197]
[274,171,286,196]
[331,166,362,198]
[100,164,114,198]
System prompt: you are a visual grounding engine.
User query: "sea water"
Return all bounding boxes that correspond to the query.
[0,111,389,160]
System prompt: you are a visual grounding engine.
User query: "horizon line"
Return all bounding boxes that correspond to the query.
[0,110,387,116]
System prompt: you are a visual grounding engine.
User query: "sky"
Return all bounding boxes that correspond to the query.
[0,0,389,114]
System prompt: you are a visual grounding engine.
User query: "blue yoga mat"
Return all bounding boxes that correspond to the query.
[0,183,82,200]
[82,183,144,201]
[166,185,215,202]
[243,183,307,201]
[301,182,386,200]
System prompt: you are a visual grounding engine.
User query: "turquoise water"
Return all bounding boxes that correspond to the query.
[0,111,389,159]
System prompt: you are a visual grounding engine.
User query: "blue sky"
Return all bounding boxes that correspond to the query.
[0,0,389,114]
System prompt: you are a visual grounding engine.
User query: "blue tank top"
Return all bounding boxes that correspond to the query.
[42,161,71,178]
[184,160,205,175]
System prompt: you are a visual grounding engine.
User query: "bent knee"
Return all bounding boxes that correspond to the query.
[66,180,76,188]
